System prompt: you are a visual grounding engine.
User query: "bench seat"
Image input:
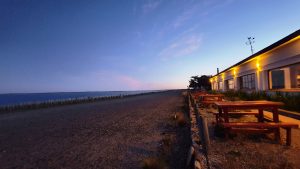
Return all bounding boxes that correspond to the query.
[221,122,298,128]
[213,112,259,123]
[213,112,258,116]
[220,122,298,145]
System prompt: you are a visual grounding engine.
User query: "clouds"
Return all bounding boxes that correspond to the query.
[142,0,161,14]
[172,4,200,29]
[159,35,202,60]
[172,1,231,29]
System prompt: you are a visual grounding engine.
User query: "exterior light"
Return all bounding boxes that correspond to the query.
[256,62,260,69]
[210,79,213,83]
[233,70,236,76]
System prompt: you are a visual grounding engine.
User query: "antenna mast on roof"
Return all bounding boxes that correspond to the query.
[246,37,255,54]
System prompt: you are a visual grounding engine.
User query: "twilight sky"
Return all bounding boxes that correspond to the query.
[1,0,300,93]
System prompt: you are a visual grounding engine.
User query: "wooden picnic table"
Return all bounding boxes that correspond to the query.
[199,94,224,101]
[213,100,300,145]
[214,100,283,123]
[196,94,224,107]
[191,92,208,98]
[191,91,207,94]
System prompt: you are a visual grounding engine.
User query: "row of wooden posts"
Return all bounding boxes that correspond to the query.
[187,91,210,169]
[0,91,160,113]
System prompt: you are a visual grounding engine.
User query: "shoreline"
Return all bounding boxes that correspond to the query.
[0,90,183,113]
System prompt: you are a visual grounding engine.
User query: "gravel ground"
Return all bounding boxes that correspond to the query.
[205,108,300,169]
[0,90,190,169]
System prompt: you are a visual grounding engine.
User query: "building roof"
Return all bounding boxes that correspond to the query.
[212,29,300,77]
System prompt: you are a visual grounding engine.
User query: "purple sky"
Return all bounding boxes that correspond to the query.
[1,0,300,93]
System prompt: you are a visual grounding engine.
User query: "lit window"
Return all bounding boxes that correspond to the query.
[225,79,234,90]
[239,74,255,90]
[289,63,300,89]
[218,81,223,90]
[297,75,300,88]
[269,69,285,89]
[213,82,218,90]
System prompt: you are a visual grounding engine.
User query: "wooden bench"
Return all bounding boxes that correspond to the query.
[213,112,259,123]
[220,122,299,145]
[191,92,207,100]
[201,100,219,107]
[192,94,224,107]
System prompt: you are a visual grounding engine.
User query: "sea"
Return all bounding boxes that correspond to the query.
[0,90,159,107]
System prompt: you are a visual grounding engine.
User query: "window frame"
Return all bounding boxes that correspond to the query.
[225,79,234,90]
[239,73,256,90]
[268,62,300,90]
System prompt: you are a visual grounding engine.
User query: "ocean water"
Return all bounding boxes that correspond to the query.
[0,91,158,107]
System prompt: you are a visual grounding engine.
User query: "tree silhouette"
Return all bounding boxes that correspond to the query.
[188,75,211,90]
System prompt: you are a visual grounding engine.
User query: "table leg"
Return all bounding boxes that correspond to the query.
[218,107,222,114]
[215,113,219,123]
[275,129,281,143]
[258,108,264,122]
[273,107,279,122]
[286,128,292,146]
[273,107,280,142]
[223,108,229,123]
[217,107,222,123]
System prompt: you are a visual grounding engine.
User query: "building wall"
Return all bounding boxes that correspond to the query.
[211,36,300,91]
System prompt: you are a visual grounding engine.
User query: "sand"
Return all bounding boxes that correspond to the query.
[0,90,190,169]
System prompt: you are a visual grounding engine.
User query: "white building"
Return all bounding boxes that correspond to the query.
[211,29,300,92]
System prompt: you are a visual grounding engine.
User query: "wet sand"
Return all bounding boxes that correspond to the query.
[0,90,189,169]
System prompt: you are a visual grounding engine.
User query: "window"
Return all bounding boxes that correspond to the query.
[239,74,255,90]
[225,79,234,90]
[213,82,218,90]
[268,65,299,90]
[289,63,300,89]
[270,69,285,89]
[297,75,300,88]
[218,81,223,90]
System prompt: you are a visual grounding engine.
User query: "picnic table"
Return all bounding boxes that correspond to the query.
[191,92,208,98]
[199,94,224,101]
[213,100,298,145]
[214,100,283,123]
[197,94,224,107]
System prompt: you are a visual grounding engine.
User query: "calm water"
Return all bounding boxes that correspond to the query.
[0,91,158,106]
